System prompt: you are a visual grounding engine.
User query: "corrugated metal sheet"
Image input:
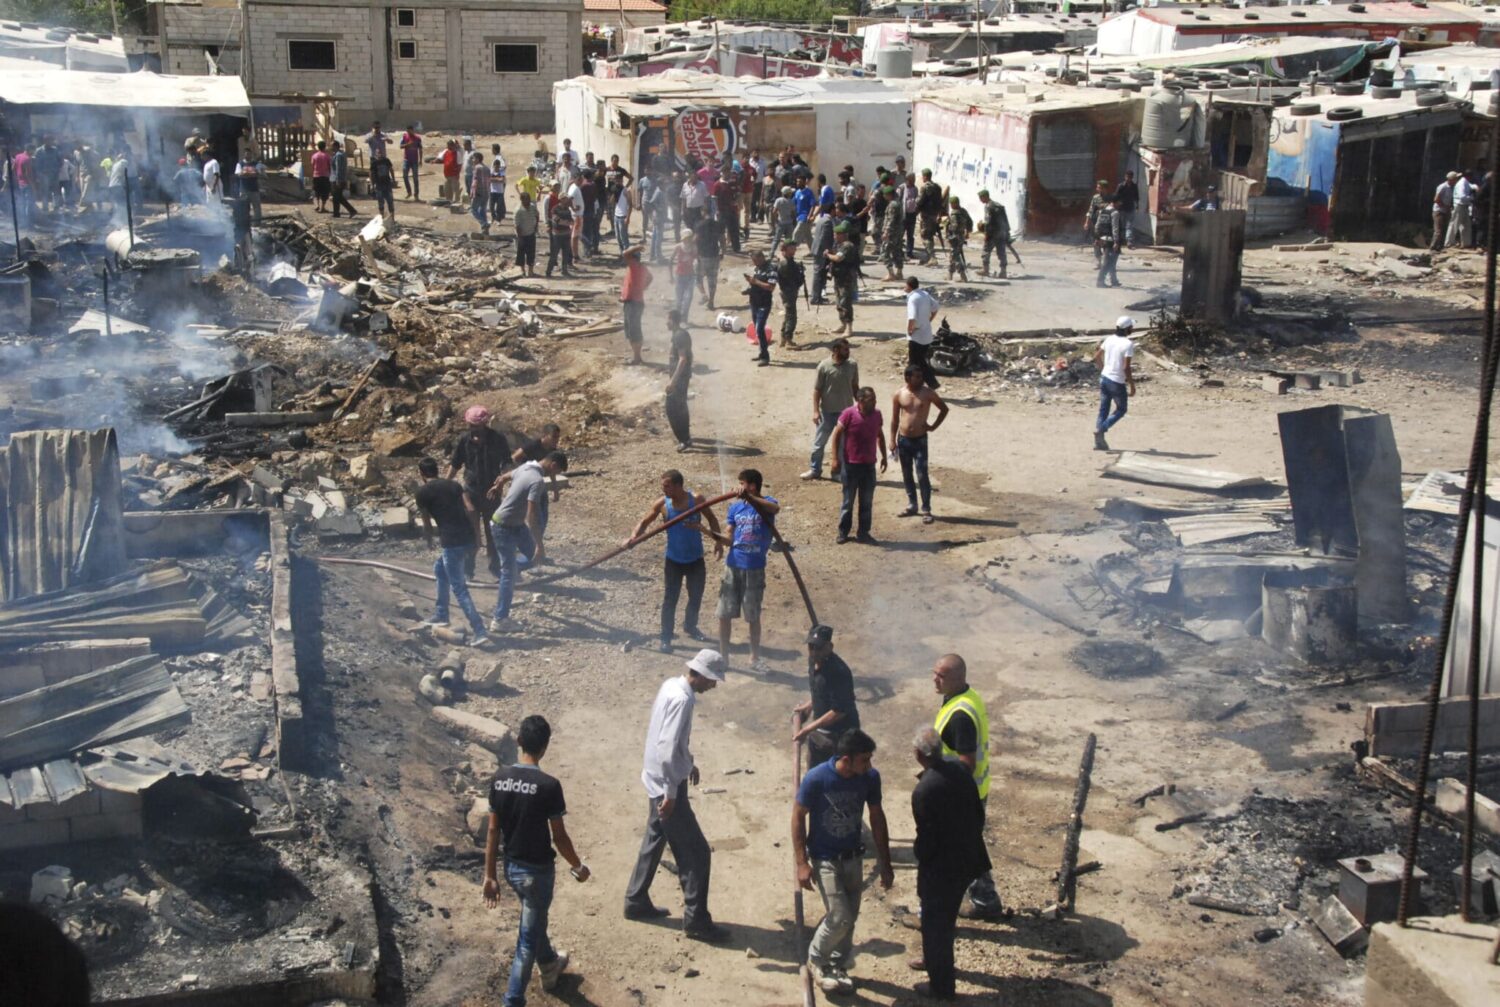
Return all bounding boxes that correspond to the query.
[0,428,128,603]
[0,653,190,773]
[0,740,198,808]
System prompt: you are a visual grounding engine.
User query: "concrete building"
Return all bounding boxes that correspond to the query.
[911,84,1139,238]
[148,0,583,130]
[583,0,667,37]
[1096,3,1498,58]
[554,72,959,179]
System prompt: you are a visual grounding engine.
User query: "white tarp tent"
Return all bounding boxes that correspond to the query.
[0,68,250,113]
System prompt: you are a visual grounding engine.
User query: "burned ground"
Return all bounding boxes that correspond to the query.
[1,138,1496,1006]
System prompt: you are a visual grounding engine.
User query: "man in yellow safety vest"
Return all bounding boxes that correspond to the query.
[932,653,1002,920]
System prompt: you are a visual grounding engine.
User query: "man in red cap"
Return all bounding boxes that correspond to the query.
[446,405,511,578]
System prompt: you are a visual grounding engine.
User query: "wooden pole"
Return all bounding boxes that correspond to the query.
[1055,732,1098,914]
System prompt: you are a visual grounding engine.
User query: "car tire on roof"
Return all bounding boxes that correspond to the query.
[1326,107,1364,121]
[1415,92,1448,107]
[1371,85,1401,99]
[1290,102,1321,116]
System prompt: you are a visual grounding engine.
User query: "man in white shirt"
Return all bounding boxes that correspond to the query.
[624,649,730,944]
[1448,169,1476,250]
[681,174,709,232]
[1093,315,1136,451]
[904,276,941,390]
[201,152,222,205]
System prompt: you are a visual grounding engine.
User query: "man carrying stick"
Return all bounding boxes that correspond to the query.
[709,469,780,673]
[626,470,724,654]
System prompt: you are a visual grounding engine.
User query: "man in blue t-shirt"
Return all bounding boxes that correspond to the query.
[627,469,724,654]
[711,468,780,673]
[792,729,892,995]
[792,178,817,246]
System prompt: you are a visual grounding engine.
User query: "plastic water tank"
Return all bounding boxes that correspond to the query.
[874,47,913,79]
[1141,86,1200,149]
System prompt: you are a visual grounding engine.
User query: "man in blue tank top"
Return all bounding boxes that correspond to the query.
[627,470,724,654]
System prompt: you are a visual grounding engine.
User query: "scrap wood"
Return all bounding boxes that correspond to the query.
[550,320,620,339]
[1132,782,1177,807]
[1156,811,1209,832]
[1187,894,1266,916]
[1103,452,1272,492]
[333,352,395,421]
[1054,732,1098,916]
[1214,699,1249,722]
[1356,756,1465,831]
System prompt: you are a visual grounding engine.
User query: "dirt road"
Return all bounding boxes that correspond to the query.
[301,160,1489,1007]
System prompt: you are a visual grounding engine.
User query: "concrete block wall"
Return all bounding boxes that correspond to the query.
[392,7,449,109]
[457,8,574,130]
[0,788,144,851]
[247,3,379,108]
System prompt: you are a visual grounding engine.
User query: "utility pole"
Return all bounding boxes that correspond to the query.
[108,0,120,37]
[974,0,986,79]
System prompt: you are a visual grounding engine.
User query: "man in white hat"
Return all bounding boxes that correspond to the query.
[624,649,731,943]
[1093,316,1136,451]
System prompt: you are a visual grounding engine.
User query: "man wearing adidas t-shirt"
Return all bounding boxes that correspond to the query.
[484,715,590,1005]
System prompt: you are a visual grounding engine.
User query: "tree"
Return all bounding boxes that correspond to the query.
[0,0,149,36]
[669,0,858,25]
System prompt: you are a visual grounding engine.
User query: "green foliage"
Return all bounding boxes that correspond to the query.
[0,0,149,36]
[669,0,858,25]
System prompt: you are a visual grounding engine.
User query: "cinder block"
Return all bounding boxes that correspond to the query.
[1435,778,1500,836]
[1262,375,1290,395]
[97,789,143,815]
[69,811,144,842]
[431,707,515,760]
[26,790,101,822]
[0,819,71,851]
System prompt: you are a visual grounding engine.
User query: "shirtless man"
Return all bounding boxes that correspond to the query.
[890,364,949,524]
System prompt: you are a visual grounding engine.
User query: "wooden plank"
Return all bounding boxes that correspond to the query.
[1103,452,1271,492]
[1366,695,1500,757]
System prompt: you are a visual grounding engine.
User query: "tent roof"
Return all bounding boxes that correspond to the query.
[0,67,250,112]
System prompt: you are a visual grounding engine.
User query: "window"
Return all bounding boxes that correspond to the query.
[396,8,416,27]
[397,40,416,59]
[287,39,336,71]
[493,42,539,74]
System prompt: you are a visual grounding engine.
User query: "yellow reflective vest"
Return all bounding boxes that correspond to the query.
[936,687,990,800]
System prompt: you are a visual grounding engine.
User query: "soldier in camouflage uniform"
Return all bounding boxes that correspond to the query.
[882,184,906,281]
[944,195,973,282]
[978,189,1012,279]
[825,221,860,338]
[916,169,944,264]
[1083,179,1110,264]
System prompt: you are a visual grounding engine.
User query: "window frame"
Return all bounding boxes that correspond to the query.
[396,39,417,60]
[395,7,416,27]
[286,38,337,72]
[492,42,540,75]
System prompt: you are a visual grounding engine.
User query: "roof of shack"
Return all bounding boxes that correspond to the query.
[917,82,1140,116]
[560,72,961,115]
[0,67,250,111]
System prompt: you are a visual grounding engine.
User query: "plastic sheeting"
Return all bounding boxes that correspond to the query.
[0,67,250,112]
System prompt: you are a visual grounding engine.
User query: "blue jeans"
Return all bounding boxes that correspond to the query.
[1097,246,1120,286]
[433,545,485,635]
[809,409,842,476]
[651,211,665,260]
[492,523,536,622]
[674,272,695,319]
[1097,377,1128,433]
[504,859,558,1007]
[374,184,395,216]
[472,198,488,229]
[402,161,419,197]
[750,304,771,356]
[897,434,931,512]
[614,215,630,251]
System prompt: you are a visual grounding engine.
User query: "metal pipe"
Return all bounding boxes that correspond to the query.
[124,168,134,247]
[6,149,19,263]
[792,709,815,1007]
[101,266,112,339]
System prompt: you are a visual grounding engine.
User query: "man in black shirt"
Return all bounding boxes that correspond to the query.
[484,715,590,1003]
[775,240,805,350]
[446,405,511,579]
[793,624,860,766]
[1112,170,1139,248]
[746,249,777,366]
[908,726,990,1001]
[415,457,490,646]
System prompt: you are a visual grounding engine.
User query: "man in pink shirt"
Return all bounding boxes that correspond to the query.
[830,387,887,545]
[309,141,331,213]
[11,147,31,225]
[620,245,653,366]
